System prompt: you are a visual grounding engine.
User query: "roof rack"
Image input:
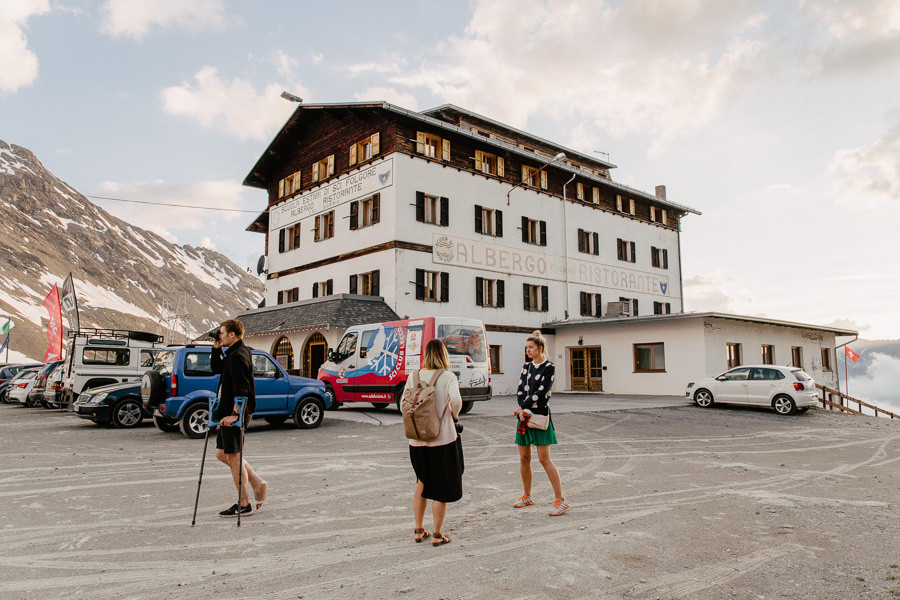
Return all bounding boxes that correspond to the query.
[67,328,164,344]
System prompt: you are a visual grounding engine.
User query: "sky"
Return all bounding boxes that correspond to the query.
[2,0,899,341]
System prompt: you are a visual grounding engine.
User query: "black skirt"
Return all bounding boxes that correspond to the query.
[409,437,464,503]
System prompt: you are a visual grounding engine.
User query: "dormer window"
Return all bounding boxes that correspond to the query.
[416,132,450,160]
[475,150,504,176]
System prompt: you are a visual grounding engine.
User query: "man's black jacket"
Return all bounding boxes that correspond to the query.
[210,339,256,421]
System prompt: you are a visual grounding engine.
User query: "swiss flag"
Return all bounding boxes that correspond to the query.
[845,346,860,363]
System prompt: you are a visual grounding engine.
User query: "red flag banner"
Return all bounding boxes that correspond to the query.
[845,346,860,363]
[43,284,63,362]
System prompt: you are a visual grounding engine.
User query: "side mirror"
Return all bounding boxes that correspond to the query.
[359,348,367,359]
[715,376,725,381]
[327,349,334,362]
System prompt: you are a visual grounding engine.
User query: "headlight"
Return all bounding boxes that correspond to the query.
[88,393,108,404]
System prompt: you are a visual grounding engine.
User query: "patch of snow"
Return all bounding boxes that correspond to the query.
[73,279,159,322]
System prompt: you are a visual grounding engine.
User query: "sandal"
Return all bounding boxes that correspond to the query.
[253,480,268,511]
[432,532,451,546]
[414,528,431,543]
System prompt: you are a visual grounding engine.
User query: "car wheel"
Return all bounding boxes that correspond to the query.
[293,396,324,429]
[694,389,714,408]
[370,402,389,410]
[263,415,288,426]
[395,384,406,413]
[773,395,796,416]
[459,400,475,415]
[153,414,180,432]
[797,407,810,413]
[180,403,210,439]
[112,398,144,429]
[325,383,339,410]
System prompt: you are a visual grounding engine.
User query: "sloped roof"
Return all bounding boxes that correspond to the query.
[237,294,399,337]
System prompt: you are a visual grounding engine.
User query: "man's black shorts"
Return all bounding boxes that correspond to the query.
[216,425,243,454]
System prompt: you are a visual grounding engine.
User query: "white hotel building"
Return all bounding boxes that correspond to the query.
[240,102,852,396]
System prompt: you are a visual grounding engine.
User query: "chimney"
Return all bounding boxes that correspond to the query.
[655,185,666,200]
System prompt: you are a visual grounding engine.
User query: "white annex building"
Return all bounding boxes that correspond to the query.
[239,102,853,397]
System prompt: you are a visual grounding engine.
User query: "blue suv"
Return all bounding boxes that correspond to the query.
[141,344,330,438]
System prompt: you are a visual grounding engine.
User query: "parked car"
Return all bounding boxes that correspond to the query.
[41,363,67,409]
[27,361,64,408]
[7,368,41,404]
[74,381,149,428]
[0,363,43,402]
[686,365,818,415]
[141,344,330,439]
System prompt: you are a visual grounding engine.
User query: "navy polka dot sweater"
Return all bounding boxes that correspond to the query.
[516,360,556,414]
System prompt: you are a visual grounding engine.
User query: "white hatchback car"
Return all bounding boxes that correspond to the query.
[685,365,818,415]
[8,369,40,404]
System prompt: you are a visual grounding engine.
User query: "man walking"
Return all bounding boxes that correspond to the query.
[211,319,267,517]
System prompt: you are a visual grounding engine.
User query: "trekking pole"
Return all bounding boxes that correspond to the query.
[236,397,247,528]
[191,397,217,526]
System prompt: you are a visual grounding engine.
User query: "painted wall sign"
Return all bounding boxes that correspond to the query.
[270,158,394,229]
[433,233,671,296]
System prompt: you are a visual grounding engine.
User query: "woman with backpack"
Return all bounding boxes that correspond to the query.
[405,338,463,546]
[513,330,569,516]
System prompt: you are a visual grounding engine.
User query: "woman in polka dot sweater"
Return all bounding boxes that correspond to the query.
[513,330,569,516]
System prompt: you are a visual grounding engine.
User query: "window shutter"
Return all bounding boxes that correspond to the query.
[629,198,635,215]
[651,248,658,268]
[495,209,503,237]
[662,209,667,225]
[592,232,599,255]
[371,132,380,155]
[521,165,529,182]
[616,238,623,261]
[278,179,285,198]
[277,291,283,305]
[314,215,321,242]
[349,143,357,167]
[650,206,656,222]
[312,283,318,298]
[440,272,449,302]
[372,270,380,296]
[592,187,599,204]
[441,139,450,161]
[327,154,334,177]
[372,193,380,224]
[497,279,504,307]
[522,284,530,311]
[663,249,668,269]
[349,274,358,295]
[416,191,425,222]
[540,170,548,189]
[475,277,484,306]
[349,201,359,230]
[616,195,622,211]
[497,157,504,177]
[595,294,602,317]
[474,150,483,172]
[416,132,426,154]
[540,221,547,246]
[312,161,319,182]
[278,228,285,253]
[630,241,636,263]
[577,229,585,253]
[475,205,483,233]
[327,279,333,295]
[576,182,584,200]
[541,286,549,312]
[521,216,528,242]
[440,196,449,226]
[415,269,424,300]
[580,292,589,316]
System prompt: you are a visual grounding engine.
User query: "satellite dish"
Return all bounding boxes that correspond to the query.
[256,255,267,275]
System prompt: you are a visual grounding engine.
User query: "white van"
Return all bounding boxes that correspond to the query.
[318,317,491,414]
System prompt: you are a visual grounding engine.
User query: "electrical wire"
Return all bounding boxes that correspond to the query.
[85,195,260,213]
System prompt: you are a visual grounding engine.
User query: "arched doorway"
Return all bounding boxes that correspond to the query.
[302,332,328,379]
[272,336,294,373]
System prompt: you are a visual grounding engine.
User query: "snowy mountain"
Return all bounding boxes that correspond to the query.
[0,140,264,360]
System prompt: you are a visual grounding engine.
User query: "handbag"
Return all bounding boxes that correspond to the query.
[526,409,550,430]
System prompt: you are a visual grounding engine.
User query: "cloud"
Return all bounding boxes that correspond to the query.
[199,236,216,250]
[830,122,900,205]
[825,318,870,333]
[100,0,227,40]
[354,87,419,110]
[847,352,900,414]
[161,66,303,141]
[0,0,50,95]
[683,274,738,313]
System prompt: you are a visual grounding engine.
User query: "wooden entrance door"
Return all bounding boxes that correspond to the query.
[570,347,603,391]
[303,333,328,378]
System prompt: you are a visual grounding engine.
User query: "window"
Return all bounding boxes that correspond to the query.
[182,352,213,376]
[521,216,547,246]
[312,154,335,182]
[592,187,600,205]
[577,229,599,255]
[761,344,775,365]
[475,150,504,176]
[634,343,665,372]
[752,367,784,381]
[312,279,333,298]
[416,131,450,160]
[521,165,548,189]
[576,182,584,200]
[335,332,358,360]
[475,205,503,236]
[721,367,751,381]
[349,133,380,166]
[616,195,635,215]
[617,238,636,263]
[489,345,502,374]
[523,283,549,312]
[476,277,505,307]
[727,343,742,368]
[314,211,335,241]
[620,296,639,316]
[821,348,832,371]
[650,206,668,224]
[653,301,671,314]
[580,292,602,317]
[252,354,279,379]
[140,349,158,368]
[651,247,669,269]
[82,348,130,366]
[350,194,380,230]
[791,346,803,368]
[415,269,449,302]
[350,270,380,296]
[278,171,302,198]
[416,192,448,226]
[278,224,301,253]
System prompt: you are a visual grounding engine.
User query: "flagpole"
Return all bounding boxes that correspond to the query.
[844,350,849,398]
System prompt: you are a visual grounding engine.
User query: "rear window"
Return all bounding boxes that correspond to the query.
[183,352,214,377]
[793,370,813,382]
[83,348,131,366]
[152,351,176,376]
[438,325,487,362]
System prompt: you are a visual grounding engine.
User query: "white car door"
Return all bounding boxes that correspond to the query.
[747,367,781,406]
[714,367,751,403]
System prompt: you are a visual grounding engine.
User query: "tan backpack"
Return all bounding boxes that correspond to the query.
[401,369,449,441]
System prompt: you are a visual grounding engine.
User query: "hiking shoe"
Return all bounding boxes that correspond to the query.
[513,494,534,508]
[219,503,253,518]
[549,499,569,516]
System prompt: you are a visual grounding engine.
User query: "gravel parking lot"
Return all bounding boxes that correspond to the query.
[1,398,898,600]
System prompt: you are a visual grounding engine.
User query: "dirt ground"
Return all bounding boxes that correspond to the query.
[1,398,898,600]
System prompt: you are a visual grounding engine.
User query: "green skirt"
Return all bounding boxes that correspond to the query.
[515,420,558,446]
